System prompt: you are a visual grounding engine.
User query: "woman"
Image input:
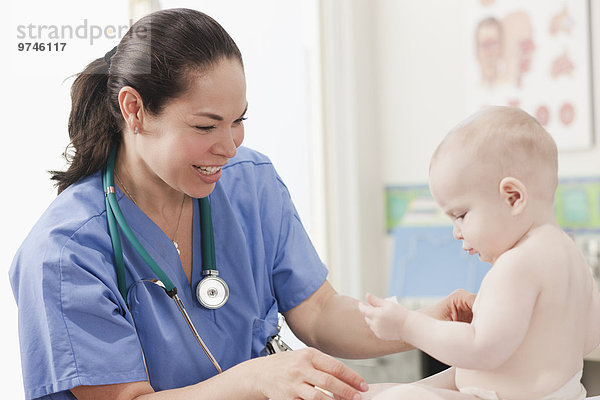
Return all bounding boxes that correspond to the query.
[9,8,474,400]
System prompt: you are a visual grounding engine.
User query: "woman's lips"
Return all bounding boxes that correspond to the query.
[192,165,222,184]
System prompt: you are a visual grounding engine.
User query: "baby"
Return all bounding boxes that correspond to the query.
[359,106,600,399]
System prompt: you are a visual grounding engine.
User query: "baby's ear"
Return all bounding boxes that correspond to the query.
[499,177,527,215]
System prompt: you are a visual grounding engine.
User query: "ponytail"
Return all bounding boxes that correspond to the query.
[50,57,121,193]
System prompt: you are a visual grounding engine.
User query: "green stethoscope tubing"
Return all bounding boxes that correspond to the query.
[199,193,217,273]
[103,146,225,373]
[103,147,177,299]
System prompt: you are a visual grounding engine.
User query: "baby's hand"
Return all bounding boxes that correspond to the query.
[358,293,409,341]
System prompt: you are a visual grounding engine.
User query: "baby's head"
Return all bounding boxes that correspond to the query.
[429,106,558,263]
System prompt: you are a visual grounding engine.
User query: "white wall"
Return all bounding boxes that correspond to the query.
[376,0,469,185]
[375,0,600,186]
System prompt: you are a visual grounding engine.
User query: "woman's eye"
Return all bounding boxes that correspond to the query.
[195,125,216,132]
[234,117,248,125]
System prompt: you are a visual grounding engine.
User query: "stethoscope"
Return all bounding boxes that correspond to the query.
[103,146,227,374]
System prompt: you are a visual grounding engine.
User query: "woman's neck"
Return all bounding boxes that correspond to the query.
[115,146,186,222]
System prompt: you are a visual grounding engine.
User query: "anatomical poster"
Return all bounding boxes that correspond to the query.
[465,0,593,150]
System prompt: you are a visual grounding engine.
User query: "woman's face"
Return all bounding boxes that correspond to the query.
[136,57,247,199]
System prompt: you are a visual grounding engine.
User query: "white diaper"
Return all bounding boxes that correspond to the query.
[459,370,586,400]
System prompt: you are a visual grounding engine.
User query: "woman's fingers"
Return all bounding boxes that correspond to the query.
[253,348,368,400]
[306,370,363,400]
[421,289,476,322]
[296,383,342,400]
[310,350,368,398]
[448,289,475,322]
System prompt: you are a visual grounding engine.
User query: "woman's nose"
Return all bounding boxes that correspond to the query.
[214,128,241,159]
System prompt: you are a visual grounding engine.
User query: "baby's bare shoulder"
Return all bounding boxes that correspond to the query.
[514,226,573,260]
[493,226,574,279]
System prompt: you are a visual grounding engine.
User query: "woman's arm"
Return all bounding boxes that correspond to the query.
[71,348,368,400]
[284,280,476,359]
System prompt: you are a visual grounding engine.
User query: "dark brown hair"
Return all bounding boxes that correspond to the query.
[51,8,243,193]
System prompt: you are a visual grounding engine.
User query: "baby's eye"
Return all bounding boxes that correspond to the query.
[455,212,467,220]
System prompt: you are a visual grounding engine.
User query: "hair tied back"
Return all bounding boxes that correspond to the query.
[104,46,118,72]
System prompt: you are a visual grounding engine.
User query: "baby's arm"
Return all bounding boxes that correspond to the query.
[360,252,540,370]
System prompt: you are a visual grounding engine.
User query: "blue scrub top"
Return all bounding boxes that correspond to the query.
[9,147,328,400]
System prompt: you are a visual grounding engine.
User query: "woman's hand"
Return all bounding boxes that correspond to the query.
[247,347,368,400]
[421,289,476,323]
[72,347,368,400]
[358,293,407,341]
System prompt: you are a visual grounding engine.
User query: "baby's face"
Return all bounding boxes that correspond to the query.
[429,149,519,264]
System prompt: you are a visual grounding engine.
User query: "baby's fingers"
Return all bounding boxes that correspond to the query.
[358,301,373,318]
[366,292,385,307]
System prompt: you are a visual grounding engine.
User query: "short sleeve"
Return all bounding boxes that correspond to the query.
[271,176,328,312]
[10,216,148,399]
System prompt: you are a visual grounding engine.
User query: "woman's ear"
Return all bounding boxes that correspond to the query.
[499,177,527,215]
[118,86,145,134]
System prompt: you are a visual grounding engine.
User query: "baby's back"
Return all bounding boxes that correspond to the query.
[456,225,600,398]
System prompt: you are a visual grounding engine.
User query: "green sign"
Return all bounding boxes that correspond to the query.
[386,178,600,233]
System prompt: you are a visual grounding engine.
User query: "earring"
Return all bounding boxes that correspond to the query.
[134,126,139,135]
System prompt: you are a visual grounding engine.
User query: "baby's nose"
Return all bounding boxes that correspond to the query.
[453,225,463,240]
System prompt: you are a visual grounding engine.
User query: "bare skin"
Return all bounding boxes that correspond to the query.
[360,107,600,399]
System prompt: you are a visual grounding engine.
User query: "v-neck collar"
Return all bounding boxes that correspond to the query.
[115,187,199,297]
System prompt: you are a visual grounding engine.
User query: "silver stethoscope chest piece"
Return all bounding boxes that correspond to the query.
[196,271,229,309]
